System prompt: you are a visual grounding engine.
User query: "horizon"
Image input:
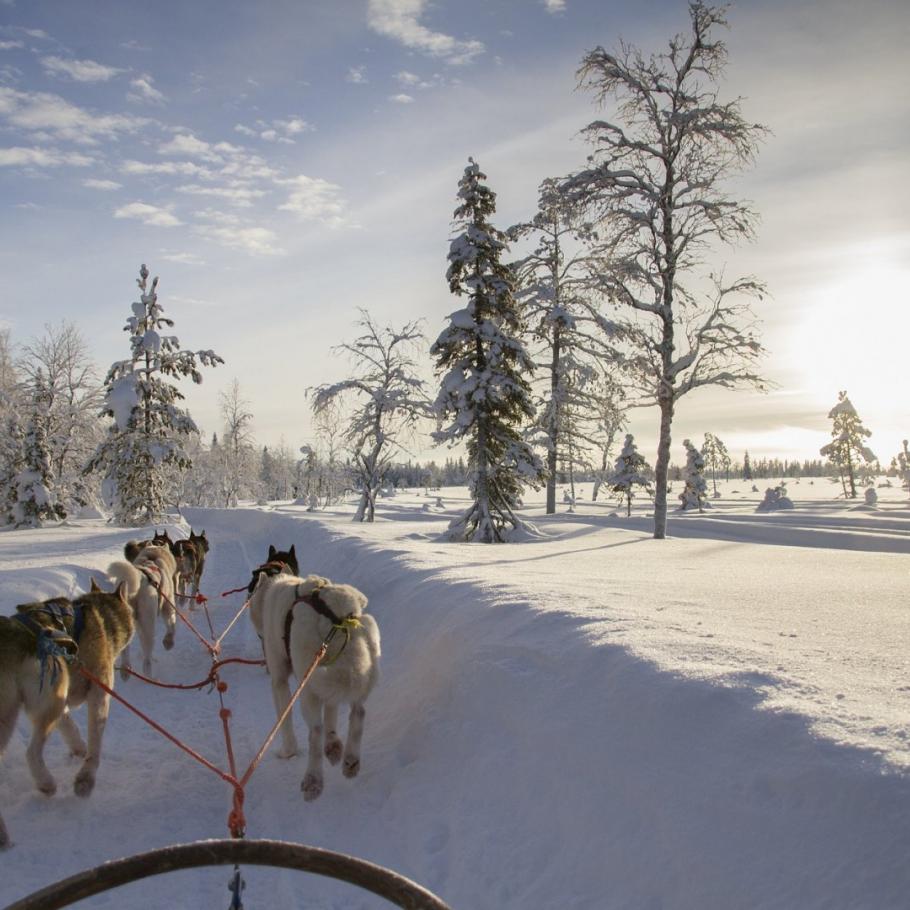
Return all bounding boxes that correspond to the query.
[1,0,908,468]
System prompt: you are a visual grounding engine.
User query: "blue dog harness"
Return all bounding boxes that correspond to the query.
[12,599,83,690]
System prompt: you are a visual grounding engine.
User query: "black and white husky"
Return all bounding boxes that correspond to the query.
[249,565,380,801]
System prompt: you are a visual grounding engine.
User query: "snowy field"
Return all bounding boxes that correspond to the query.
[1,480,909,909]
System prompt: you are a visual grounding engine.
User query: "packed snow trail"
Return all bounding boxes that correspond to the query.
[0,504,909,908]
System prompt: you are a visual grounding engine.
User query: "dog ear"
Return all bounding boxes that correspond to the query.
[268,544,276,559]
[90,578,102,593]
[289,544,296,557]
[114,581,127,602]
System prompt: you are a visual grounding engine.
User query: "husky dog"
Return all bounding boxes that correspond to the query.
[248,544,299,642]
[0,581,134,848]
[108,544,177,679]
[249,569,380,801]
[172,529,209,604]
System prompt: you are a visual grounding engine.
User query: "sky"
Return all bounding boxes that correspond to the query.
[0,0,908,467]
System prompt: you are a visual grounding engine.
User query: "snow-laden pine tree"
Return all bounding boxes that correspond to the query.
[13,370,66,527]
[678,438,708,512]
[893,439,910,497]
[563,2,767,539]
[312,310,431,522]
[85,264,222,525]
[432,158,544,542]
[608,433,652,516]
[819,391,875,499]
[0,412,25,526]
[742,450,753,481]
[702,432,731,497]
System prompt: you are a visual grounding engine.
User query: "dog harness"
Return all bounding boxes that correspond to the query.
[247,560,290,594]
[284,585,361,667]
[12,598,83,690]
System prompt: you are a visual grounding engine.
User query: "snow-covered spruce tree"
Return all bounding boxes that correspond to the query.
[608,433,652,517]
[432,158,544,542]
[563,2,767,539]
[742,450,753,481]
[13,370,66,527]
[819,391,875,499]
[312,310,431,523]
[678,438,708,512]
[702,432,731,497]
[85,264,222,525]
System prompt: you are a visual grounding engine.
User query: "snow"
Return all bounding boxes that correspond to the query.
[1,482,909,908]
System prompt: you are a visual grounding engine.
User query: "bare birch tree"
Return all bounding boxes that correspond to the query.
[564,2,767,538]
[312,311,431,522]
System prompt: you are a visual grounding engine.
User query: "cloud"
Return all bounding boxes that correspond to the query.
[389,93,415,104]
[82,177,122,190]
[0,145,93,167]
[0,40,23,50]
[128,74,166,105]
[176,183,266,207]
[395,70,420,86]
[159,251,205,266]
[542,0,566,13]
[277,174,350,227]
[0,87,147,143]
[40,55,123,83]
[114,201,182,227]
[159,132,240,162]
[233,117,313,144]
[367,0,484,65]
[346,66,368,84]
[195,222,284,256]
[122,159,215,179]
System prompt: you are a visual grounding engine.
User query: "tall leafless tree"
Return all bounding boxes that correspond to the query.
[564,2,767,538]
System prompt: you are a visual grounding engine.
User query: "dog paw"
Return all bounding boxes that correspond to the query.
[73,769,95,798]
[162,631,175,651]
[342,755,360,779]
[324,736,343,765]
[301,773,323,802]
[37,777,57,797]
[277,745,298,760]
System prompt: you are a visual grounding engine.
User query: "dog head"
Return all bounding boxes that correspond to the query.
[190,529,210,554]
[266,543,298,575]
[152,529,175,552]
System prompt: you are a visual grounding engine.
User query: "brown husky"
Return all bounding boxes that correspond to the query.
[0,581,134,849]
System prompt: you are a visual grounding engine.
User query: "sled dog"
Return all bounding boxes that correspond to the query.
[249,568,380,801]
[179,529,209,600]
[248,544,299,642]
[108,544,177,679]
[0,581,133,848]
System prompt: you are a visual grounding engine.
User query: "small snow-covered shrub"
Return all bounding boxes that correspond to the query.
[864,486,878,506]
[756,484,794,512]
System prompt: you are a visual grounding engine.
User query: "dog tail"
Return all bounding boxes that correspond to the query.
[107,560,142,604]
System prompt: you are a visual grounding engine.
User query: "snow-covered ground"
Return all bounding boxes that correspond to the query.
[1,480,909,909]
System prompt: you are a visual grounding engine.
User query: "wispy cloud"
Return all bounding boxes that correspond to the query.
[389,93,414,104]
[0,40,23,51]
[159,251,206,266]
[114,201,182,227]
[128,74,166,105]
[0,145,93,167]
[233,117,312,144]
[159,132,239,162]
[176,183,266,207]
[0,87,147,143]
[122,159,215,179]
[346,66,368,84]
[194,221,284,256]
[40,55,123,83]
[277,174,350,227]
[367,0,484,65]
[542,0,566,14]
[82,177,122,190]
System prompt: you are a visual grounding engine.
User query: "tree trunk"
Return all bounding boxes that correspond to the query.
[545,326,561,515]
[653,396,674,539]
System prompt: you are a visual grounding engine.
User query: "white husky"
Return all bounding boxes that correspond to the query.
[108,544,177,679]
[250,571,380,801]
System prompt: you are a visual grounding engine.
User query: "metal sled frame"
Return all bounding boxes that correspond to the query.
[3,839,452,910]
